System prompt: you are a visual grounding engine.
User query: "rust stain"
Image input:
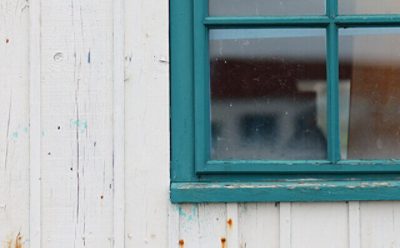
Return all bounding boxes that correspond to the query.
[7,233,23,248]
[221,237,226,248]
[15,233,23,248]
[227,218,233,229]
[179,239,184,248]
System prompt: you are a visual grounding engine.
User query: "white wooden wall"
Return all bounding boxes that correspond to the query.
[1,0,400,247]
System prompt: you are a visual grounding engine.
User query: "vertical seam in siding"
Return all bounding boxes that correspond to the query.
[113,0,125,246]
[29,0,42,246]
[348,201,361,248]
[280,203,292,248]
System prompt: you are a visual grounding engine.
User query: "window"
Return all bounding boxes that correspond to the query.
[170,0,400,203]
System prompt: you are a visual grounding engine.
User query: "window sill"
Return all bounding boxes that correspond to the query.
[171,180,400,203]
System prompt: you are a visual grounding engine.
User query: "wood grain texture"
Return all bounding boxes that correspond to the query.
[348,202,361,248]
[40,0,114,247]
[124,0,170,246]
[291,203,349,248]
[0,0,30,246]
[29,0,41,246]
[239,203,279,248]
[360,202,400,248]
[4,1,400,248]
[113,0,125,246]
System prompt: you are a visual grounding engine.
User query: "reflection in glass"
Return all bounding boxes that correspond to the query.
[209,0,325,16]
[339,0,400,14]
[210,29,327,160]
[340,28,400,159]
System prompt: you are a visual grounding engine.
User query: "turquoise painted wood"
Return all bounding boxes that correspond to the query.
[171,180,400,203]
[170,0,400,202]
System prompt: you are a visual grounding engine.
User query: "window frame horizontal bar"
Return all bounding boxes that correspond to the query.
[195,160,400,174]
[204,16,331,27]
[171,180,400,203]
[335,15,400,26]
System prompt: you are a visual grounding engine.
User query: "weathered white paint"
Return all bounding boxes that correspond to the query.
[113,0,125,246]
[29,0,41,246]
[0,0,30,247]
[1,0,400,247]
[40,0,115,247]
[239,203,279,248]
[124,0,170,246]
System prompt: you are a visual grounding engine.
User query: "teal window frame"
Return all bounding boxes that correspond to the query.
[170,0,400,203]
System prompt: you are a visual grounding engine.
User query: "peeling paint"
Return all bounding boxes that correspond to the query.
[177,206,197,221]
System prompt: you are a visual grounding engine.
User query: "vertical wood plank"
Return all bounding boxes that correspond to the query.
[291,203,348,248]
[360,202,400,248]
[348,201,360,248]
[179,204,200,248]
[0,0,30,247]
[198,204,227,248]
[113,0,125,246]
[124,0,170,246]
[29,0,42,245]
[280,203,292,248]
[226,203,239,248]
[168,204,180,248]
[40,0,115,246]
[239,203,279,248]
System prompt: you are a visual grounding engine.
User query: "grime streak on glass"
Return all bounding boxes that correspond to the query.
[339,0,400,14]
[209,0,325,16]
[339,28,400,159]
[210,29,327,160]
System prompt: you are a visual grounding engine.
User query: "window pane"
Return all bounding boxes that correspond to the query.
[209,0,325,16]
[339,0,400,14]
[210,29,327,160]
[340,28,400,159]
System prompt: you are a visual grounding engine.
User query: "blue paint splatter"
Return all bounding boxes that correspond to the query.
[177,205,198,222]
[71,119,88,132]
[11,132,18,139]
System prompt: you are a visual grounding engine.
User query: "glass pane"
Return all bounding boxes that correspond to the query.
[339,28,400,159]
[209,0,325,16]
[210,29,327,160]
[339,0,400,14]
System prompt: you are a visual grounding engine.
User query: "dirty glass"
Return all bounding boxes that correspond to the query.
[339,0,400,14]
[209,29,327,160]
[339,28,400,159]
[209,0,325,16]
